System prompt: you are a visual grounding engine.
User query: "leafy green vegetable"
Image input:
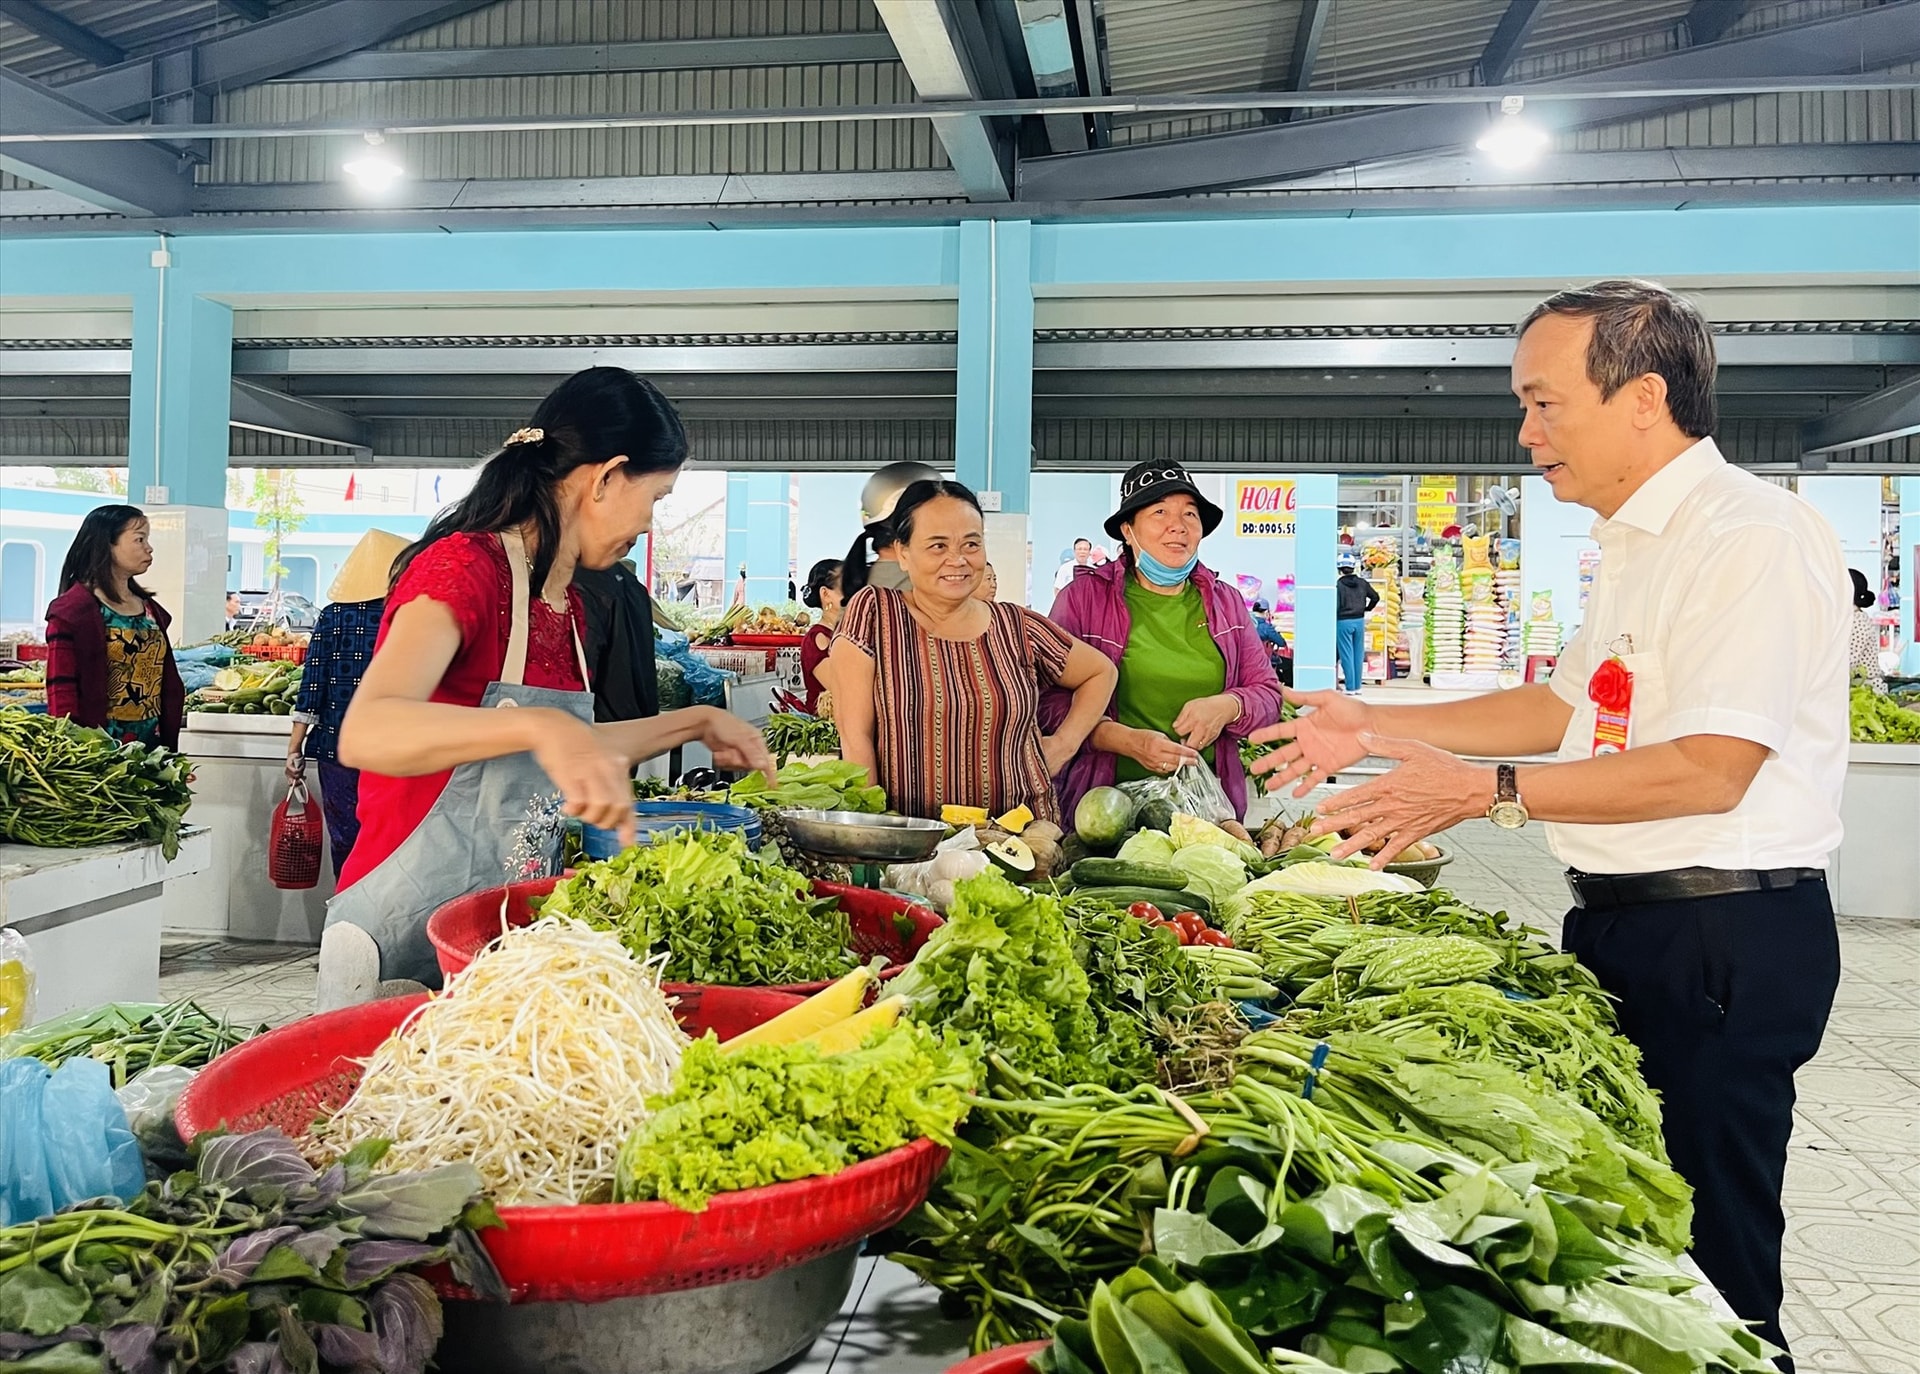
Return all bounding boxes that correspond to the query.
[1168,813,1261,866]
[1851,685,1920,742]
[1059,895,1234,1083]
[727,758,887,813]
[1116,829,1177,868]
[0,710,193,860]
[0,1128,490,1374]
[890,870,1111,1087]
[762,713,841,763]
[539,829,857,985]
[613,1021,978,1211]
[1168,845,1247,910]
[0,999,262,1089]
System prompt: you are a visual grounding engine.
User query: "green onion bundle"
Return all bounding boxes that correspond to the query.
[0,709,193,859]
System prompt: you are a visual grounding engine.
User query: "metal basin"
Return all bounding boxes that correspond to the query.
[436,1246,858,1374]
[781,809,945,862]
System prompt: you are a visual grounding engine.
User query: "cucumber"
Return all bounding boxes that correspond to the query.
[1071,857,1189,890]
[1067,884,1211,919]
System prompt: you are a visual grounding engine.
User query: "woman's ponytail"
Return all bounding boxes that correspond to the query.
[839,529,877,600]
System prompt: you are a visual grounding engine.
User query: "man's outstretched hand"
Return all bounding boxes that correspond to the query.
[1311,735,1493,867]
[1246,688,1378,797]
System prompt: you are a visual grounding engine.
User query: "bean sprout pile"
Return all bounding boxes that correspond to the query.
[314,917,688,1205]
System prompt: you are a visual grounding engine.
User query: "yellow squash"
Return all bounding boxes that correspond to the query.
[720,965,875,1054]
[797,994,906,1055]
[993,805,1035,835]
[941,805,990,827]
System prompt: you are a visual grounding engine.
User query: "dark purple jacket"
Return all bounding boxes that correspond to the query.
[1039,559,1281,820]
[44,582,186,750]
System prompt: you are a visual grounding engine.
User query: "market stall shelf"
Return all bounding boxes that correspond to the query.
[1831,742,1920,920]
[1,828,210,1019]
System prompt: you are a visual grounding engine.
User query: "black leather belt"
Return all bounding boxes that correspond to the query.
[1564,866,1826,911]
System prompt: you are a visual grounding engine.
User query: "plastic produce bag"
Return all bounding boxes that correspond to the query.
[655,628,735,708]
[884,829,990,914]
[1118,758,1237,824]
[174,642,236,694]
[116,1063,197,1169]
[0,927,34,1036]
[0,1056,145,1225]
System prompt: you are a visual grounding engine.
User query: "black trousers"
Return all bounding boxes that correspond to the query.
[1562,878,1840,1373]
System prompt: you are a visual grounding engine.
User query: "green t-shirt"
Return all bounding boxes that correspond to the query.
[1113,577,1226,783]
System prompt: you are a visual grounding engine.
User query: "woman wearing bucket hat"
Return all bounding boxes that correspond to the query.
[286,528,410,876]
[1042,461,1283,821]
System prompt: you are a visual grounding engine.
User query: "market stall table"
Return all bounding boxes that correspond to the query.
[1830,741,1920,920]
[0,827,210,1019]
[163,711,335,944]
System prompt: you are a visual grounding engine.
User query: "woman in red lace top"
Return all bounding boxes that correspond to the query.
[319,367,773,1008]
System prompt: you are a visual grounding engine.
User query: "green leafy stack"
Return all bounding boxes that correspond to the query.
[0,1129,496,1374]
[0,709,193,860]
[538,830,857,985]
[727,758,886,813]
[889,871,1108,1088]
[1851,685,1920,742]
[613,1021,979,1211]
[762,713,842,764]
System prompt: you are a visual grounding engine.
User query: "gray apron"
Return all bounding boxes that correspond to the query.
[322,530,594,987]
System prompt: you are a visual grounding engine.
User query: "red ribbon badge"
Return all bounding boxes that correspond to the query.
[1588,656,1633,755]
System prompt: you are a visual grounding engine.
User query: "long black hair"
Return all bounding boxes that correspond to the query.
[395,367,688,594]
[801,558,842,610]
[1849,568,1877,610]
[59,504,152,600]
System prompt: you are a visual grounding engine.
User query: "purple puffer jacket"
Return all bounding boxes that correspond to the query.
[1038,559,1282,820]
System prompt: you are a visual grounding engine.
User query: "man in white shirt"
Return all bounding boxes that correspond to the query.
[1252,280,1846,1371]
[1054,537,1095,591]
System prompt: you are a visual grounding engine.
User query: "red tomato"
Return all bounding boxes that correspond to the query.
[1196,929,1235,948]
[1174,912,1208,941]
[1127,902,1163,923]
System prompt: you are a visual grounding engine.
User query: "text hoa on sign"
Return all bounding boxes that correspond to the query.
[1234,479,1297,538]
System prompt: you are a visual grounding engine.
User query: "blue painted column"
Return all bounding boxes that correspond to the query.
[1291,474,1339,691]
[129,271,231,508]
[723,472,793,607]
[956,219,1034,601]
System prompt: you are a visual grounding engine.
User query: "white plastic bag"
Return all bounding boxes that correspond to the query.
[1119,759,1237,824]
[884,829,990,913]
[116,1063,198,1168]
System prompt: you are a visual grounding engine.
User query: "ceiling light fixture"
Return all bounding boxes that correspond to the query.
[1474,95,1550,170]
[343,131,405,191]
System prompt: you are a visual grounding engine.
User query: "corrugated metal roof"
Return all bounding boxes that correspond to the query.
[208,62,945,184]
[374,0,883,49]
[0,0,257,83]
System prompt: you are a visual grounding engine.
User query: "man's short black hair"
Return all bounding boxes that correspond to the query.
[1519,279,1718,439]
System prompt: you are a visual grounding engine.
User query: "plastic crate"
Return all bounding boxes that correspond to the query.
[427,876,941,989]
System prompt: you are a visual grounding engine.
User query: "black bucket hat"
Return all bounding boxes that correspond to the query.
[1105,461,1224,542]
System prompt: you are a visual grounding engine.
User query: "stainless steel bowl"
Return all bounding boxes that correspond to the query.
[780,809,946,862]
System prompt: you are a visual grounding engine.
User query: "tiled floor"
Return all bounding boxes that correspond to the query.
[161,820,1920,1374]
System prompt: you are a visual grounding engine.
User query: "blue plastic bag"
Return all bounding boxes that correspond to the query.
[654,628,735,708]
[174,642,237,694]
[0,1056,145,1224]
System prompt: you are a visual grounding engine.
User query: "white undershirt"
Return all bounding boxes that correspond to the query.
[1545,437,1849,874]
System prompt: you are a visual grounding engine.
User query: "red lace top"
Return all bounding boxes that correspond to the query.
[338,532,587,890]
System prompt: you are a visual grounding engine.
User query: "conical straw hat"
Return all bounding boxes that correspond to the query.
[328,529,412,603]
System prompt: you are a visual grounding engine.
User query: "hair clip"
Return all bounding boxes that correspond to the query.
[504,427,545,447]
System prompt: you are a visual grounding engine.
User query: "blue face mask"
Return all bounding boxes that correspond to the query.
[1135,547,1199,587]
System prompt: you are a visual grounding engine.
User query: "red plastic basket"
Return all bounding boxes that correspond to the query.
[426,877,943,992]
[12,643,50,663]
[174,991,950,1303]
[267,780,324,890]
[947,1344,1049,1373]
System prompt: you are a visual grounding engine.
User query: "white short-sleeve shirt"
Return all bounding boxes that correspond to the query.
[1545,437,1849,874]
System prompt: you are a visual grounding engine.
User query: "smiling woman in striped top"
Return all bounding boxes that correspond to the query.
[828,480,1115,825]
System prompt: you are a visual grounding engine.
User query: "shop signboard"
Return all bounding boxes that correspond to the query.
[1234,479,1297,538]
[1415,483,1457,535]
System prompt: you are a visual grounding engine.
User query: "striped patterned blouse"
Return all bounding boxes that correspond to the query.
[838,586,1075,824]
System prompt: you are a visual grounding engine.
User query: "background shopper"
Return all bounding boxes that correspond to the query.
[1335,558,1379,692]
[574,557,659,722]
[1251,279,1846,1369]
[799,557,843,714]
[44,504,184,749]
[1847,568,1885,694]
[841,461,940,598]
[831,480,1113,824]
[1045,461,1282,821]
[287,529,408,876]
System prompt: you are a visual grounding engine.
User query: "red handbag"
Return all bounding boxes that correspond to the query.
[268,778,324,890]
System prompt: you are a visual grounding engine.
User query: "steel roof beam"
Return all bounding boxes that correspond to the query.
[54,0,497,121]
[1017,2,1920,200]
[0,68,189,216]
[218,0,273,20]
[872,0,1012,201]
[0,0,122,67]
[1014,0,1089,152]
[1273,0,1331,123]
[1478,0,1548,85]
[277,32,899,83]
[1685,0,1751,47]
[1803,374,1920,455]
[228,379,371,450]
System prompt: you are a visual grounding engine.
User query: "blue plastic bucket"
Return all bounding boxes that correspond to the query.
[579,800,765,860]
